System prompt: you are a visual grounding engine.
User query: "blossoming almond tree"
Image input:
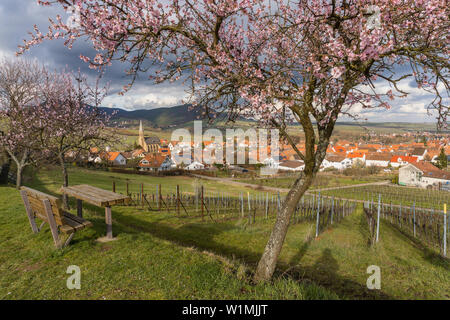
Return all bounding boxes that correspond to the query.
[21,0,449,281]
[0,59,44,188]
[36,70,115,208]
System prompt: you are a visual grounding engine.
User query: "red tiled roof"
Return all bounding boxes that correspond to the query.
[409,161,450,180]
[139,154,166,168]
[365,153,391,161]
[107,152,122,161]
[333,146,346,153]
[347,152,365,158]
[390,155,418,163]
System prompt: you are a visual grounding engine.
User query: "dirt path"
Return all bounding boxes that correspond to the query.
[311,180,390,192]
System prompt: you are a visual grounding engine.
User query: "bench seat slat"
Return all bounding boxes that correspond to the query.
[60,212,93,234]
[63,211,93,227]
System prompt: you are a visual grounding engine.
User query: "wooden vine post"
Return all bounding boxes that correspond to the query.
[201,185,204,221]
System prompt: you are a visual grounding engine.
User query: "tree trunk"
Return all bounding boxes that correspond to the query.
[254,171,316,282]
[16,165,23,189]
[59,153,70,209]
[0,152,11,185]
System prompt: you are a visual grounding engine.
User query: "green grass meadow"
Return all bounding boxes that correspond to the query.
[0,167,449,300]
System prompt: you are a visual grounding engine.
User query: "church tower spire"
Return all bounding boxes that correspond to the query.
[139,120,144,137]
[138,120,148,152]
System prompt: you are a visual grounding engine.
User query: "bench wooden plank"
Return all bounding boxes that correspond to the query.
[79,185,126,201]
[20,190,38,234]
[63,212,93,228]
[26,196,64,225]
[60,186,107,207]
[43,199,61,249]
[21,186,60,202]
[60,185,130,207]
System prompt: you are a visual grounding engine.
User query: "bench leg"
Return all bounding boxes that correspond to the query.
[63,233,75,248]
[38,221,46,232]
[77,199,83,218]
[20,190,39,234]
[43,199,62,249]
[105,206,113,239]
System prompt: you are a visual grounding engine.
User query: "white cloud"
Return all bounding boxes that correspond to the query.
[103,83,190,110]
[340,76,445,123]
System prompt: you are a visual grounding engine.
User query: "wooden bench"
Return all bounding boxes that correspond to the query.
[20,186,93,248]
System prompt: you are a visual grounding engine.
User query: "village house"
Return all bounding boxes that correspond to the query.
[138,153,166,172]
[121,151,133,160]
[331,145,346,153]
[88,147,100,162]
[262,155,288,170]
[277,160,305,172]
[347,152,366,165]
[399,162,450,189]
[365,153,391,167]
[89,151,127,165]
[390,155,419,168]
[410,147,427,160]
[186,161,205,171]
[109,152,127,166]
[322,154,352,170]
[159,156,176,171]
[132,148,146,159]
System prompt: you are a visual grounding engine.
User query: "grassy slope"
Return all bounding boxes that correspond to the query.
[0,185,336,300]
[1,168,449,299]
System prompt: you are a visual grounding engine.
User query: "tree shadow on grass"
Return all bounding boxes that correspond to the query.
[114,212,262,261]
[383,221,449,271]
[110,212,395,299]
[288,227,314,265]
[280,247,392,300]
[358,209,374,246]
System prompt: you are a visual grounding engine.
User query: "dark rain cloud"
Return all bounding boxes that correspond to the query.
[0,0,443,122]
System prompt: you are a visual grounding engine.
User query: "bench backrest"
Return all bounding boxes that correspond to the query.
[20,186,65,226]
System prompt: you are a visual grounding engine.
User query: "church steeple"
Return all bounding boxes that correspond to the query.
[139,120,144,136]
[138,120,148,152]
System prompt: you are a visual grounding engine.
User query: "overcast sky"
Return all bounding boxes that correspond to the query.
[0,0,444,123]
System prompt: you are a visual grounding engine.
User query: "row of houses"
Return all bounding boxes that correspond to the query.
[85,145,443,174]
[262,153,424,172]
[87,149,208,172]
[83,126,450,177]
